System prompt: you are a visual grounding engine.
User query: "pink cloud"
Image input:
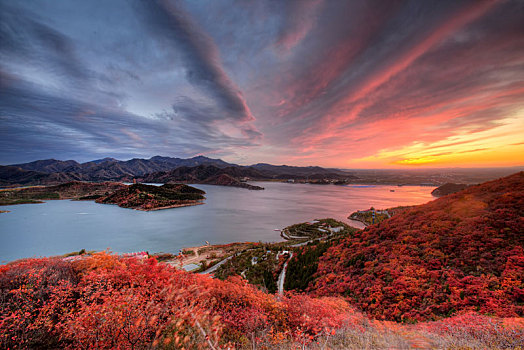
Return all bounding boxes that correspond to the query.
[275,0,324,53]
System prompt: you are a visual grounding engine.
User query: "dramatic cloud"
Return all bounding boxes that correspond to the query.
[0,71,254,163]
[1,0,523,167]
[274,0,324,53]
[137,0,257,124]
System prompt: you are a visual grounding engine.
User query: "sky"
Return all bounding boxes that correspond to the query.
[1,0,523,168]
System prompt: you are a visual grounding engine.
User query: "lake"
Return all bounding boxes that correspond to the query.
[0,182,435,262]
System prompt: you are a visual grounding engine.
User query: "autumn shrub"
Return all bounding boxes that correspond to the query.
[0,252,358,349]
[0,257,77,348]
[0,253,219,349]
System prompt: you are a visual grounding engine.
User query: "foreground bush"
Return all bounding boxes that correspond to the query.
[0,253,353,349]
[2,252,522,349]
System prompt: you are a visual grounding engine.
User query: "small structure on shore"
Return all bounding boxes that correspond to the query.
[329,226,344,233]
[122,251,148,259]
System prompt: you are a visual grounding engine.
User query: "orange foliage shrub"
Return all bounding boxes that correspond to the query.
[1,253,354,349]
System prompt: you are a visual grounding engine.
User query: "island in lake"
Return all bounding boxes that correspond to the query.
[0,181,205,211]
[96,183,205,211]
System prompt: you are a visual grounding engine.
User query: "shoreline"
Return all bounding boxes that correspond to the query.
[0,199,205,211]
[135,201,204,211]
[347,217,368,227]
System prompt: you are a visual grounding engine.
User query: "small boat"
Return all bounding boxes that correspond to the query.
[274,229,281,231]
[390,189,395,192]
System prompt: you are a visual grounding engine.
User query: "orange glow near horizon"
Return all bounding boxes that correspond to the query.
[349,114,524,169]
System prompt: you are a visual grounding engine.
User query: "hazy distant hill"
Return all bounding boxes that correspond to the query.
[10,156,233,179]
[308,172,524,322]
[0,166,88,187]
[251,163,351,179]
[11,159,83,173]
[90,157,119,164]
[140,165,266,189]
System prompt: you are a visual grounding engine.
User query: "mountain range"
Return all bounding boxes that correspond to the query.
[0,156,354,187]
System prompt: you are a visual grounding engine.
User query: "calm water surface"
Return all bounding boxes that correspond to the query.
[0,182,435,262]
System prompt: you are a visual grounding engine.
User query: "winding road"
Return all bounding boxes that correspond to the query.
[199,254,236,274]
[199,248,257,275]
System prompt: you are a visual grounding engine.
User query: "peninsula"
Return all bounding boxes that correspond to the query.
[0,181,126,205]
[431,182,469,197]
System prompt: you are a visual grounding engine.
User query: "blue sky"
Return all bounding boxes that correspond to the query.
[1,0,523,167]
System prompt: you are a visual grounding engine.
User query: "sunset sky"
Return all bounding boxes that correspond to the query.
[1,0,523,168]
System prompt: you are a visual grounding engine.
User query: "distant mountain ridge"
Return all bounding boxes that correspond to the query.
[1,156,354,187]
[90,157,119,164]
[250,163,349,177]
[0,166,87,187]
[11,155,233,177]
[140,165,267,190]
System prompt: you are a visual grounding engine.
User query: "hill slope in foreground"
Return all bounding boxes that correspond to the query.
[310,172,524,322]
[2,252,522,349]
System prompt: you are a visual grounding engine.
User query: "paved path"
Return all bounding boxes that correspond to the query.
[289,235,331,247]
[199,255,235,274]
[277,252,293,295]
[199,248,256,275]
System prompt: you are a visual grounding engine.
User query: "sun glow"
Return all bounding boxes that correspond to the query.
[353,113,524,168]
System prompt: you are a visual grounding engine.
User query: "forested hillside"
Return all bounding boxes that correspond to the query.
[310,172,524,322]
